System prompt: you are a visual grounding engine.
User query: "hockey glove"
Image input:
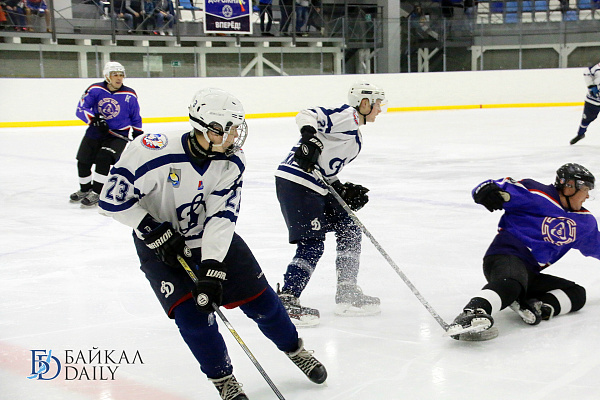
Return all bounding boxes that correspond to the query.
[142,221,193,269]
[91,113,109,134]
[472,180,510,212]
[294,125,323,173]
[588,85,600,98]
[192,260,227,313]
[331,181,370,211]
[131,129,144,139]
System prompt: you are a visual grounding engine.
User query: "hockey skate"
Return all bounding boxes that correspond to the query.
[570,134,585,145]
[446,308,498,341]
[81,191,100,207]
[334,283,381,316]
[70,190,90,203]
[278,286,320,327]
[509,299,554,325]
[285,338,327,384]
[209,374,248,400]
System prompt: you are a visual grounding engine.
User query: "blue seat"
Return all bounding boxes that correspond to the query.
[564,9,578,20]
[505,13,519,23]
[578,0,592,9]
[523,1,534,11]
[490,1,504,12]
[534,0,549,11]
[179,0,200,11]
[506,1,518,12]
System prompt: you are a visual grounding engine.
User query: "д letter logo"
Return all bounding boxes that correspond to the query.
[28,350,62,380]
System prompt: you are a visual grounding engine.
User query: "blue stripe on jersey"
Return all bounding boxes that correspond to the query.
[315,105,354,134]
[277,163,327,186]
[98,197,139,212]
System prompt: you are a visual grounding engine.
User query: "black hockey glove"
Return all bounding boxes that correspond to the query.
[131,130,144,139]
[331,181,370,211]
[472,180,510,212]
[294,125,323,173]
[142,221,193,268]
[192,260,227,313]
[91,113,109,134]
[588,85,600,98]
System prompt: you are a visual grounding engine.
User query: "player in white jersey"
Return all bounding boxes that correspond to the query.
[99,88,326,400]
[275,82,386,326]
[570,62,600,144]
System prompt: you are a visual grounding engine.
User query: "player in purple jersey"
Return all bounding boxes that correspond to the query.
[448,163,599,340]
[570,62,600,145]
[70,61,143,207]
[99,88,326,400]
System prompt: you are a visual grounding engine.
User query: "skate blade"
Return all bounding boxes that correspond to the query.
[334,303,381,317]
[444,320,491,337]
[290,315,320,328]
[455,326,499,341]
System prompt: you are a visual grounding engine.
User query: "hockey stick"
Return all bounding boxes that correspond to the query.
[108,129,133,142]
[176,255,286,400]
[312,170,452,332]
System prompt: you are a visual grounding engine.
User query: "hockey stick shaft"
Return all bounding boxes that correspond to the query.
[176,256,286,400]
[312,170,451,331]
[108,129,133,142]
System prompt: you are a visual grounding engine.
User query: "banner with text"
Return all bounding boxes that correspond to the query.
[203,0,252,34]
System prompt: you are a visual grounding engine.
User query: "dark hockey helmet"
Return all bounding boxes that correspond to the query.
[555,163,595,191]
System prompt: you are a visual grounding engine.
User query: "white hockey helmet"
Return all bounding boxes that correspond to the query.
[188,88,247,155]
[347,82,386,108]
[103,61,126,82]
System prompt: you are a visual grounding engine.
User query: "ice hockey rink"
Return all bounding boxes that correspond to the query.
[2,105,600,400]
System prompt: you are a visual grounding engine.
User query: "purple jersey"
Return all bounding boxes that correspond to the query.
[76,81,142,140]
[478,178,600,272]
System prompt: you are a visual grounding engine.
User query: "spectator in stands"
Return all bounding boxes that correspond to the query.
[558,0,569,16]
[295,0,309,34]
[258,0,273,36]
[126,0,145,33]
[0,3,7,29]
[305,0,323,35]
[112,0,135,32]
[463,0,476,31]
[152,0,174,35]
[4,0,27,30]
[279,0,293,35]
[409,4,428,39]
[24,0,50,32]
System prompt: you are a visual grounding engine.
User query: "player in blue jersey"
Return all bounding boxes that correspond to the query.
[448,163,600,340]
[99,88,326,400]
[275,82,386,326]
[570,62,600,145]
[70,61,143,207]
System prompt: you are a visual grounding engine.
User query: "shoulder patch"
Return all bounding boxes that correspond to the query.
[141,133,168,150]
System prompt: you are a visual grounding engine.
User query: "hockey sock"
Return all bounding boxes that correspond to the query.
[173,299,232,379]
[335,224,361,284]
[240,286,299,353]
[281,238,324,297]
[538,285,586,316]
[464,288,501,315]
[483,278,522,310]
[77,162,92,192]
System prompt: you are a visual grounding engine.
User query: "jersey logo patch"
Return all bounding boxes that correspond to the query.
[541,217,576,246]
[168,168,181,187]
[198,180,204,190]
[160,281,174,298]
[98,98,120,120]
[142,134,168,150]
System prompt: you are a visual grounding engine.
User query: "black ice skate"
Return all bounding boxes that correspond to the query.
[209,374,248,400]
[70,190,90,203]
[334,283,381,316]
[570,134,585,145]
[285,338,327,384]
[278,285,320,327]
[81,191,100,207]
[509,299,554,325]
[446,308,497,341]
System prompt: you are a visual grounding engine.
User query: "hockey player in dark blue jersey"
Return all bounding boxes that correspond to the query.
[570,62,600,145]
[448,163,599,340]
[70,61,143,207]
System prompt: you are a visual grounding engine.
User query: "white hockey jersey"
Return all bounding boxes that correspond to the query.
[98,132,245,263]
[584,62,600,106]
[275,104,363,195]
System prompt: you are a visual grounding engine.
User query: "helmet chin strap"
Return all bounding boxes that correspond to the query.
[355,103,372,125]
[202,130,226,151]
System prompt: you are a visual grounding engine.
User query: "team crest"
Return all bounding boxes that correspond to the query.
[142,134,168,150]
[168,168,181,187]
[98,98,120,120]
[198,180,204,190]
[541,217,576,246]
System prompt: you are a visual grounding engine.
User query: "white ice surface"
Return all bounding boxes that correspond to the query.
[2,106,600,400]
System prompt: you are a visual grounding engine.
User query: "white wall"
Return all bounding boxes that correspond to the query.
[0,68,587,127]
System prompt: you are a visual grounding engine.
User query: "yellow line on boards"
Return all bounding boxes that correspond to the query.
[0,103,584,128]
